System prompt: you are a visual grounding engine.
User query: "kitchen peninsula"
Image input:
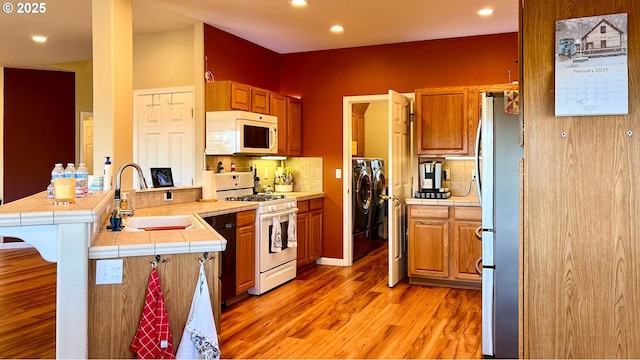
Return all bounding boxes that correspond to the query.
[0,190,244,359]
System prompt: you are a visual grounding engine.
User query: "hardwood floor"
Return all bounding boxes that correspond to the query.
[220,246,482,359]
[0,245,482,359]
[0,247,56,359]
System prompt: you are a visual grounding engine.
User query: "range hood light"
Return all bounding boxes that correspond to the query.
[261,156,287,160]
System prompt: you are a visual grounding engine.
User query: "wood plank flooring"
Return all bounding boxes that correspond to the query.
[0,245,482,359]
[0,247,56,359]
[220,246,482,359]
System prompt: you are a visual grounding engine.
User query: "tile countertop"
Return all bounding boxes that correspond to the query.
[405,196,480,207]
[91,199,259,260]
[90,191,324,259]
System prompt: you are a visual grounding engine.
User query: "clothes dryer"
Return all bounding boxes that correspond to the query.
[369,158,388,250]
[352,158,373,261]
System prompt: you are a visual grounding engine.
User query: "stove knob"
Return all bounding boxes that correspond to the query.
[286,202,291,209]
[268,205,275,211]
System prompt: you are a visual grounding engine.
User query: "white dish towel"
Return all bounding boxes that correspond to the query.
[176,262,220,360]
[287,212,297,247]
[271,216,282,252]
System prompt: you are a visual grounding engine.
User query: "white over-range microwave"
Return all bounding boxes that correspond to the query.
[205,110,278,155]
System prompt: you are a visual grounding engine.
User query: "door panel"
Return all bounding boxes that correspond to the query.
[388,90,410,287]
[136,90,194,187]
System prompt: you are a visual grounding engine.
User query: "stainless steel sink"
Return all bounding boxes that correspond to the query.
[122,215,204,232]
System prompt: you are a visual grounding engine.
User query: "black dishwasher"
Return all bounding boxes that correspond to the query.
[204,213,236,308]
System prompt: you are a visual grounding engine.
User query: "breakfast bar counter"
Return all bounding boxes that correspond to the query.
[0,190,255,359]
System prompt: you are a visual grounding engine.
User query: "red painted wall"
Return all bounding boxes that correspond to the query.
[203,25,519,259]
[204,26,281,92]
[280,33,519,258]
[3,68,75,203]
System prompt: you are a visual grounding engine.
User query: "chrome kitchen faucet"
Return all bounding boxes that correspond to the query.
[114,162,148,217]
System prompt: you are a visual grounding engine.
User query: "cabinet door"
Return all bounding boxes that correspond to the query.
[286,96,302,156]
[296,208,309,267]
[236,210,255,294]
[309,199,323,260]
[415,88,469,155]
[251,87,270,114]
[408,218,449,278]
[270,93,287,155]
[451,221,482,281]
[230,82,251,111]
[236,224,255,294]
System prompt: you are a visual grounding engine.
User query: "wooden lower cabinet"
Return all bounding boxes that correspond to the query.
[408,205,481,288]
[296,198,323,268]
[88,252,221,358]
[236,210,256,294]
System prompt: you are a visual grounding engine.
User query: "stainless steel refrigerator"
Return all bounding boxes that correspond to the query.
[475,92,522,358]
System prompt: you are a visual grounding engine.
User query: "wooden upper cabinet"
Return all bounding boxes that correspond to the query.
[205,81,250,112]
[415,87,469,155]
[205,80,303,156]
[251,87,270,114]
[286,96,302,156]
[270,92,287,155]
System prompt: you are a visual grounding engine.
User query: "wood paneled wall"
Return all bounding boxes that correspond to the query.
[523,1,640,358]
[88,252,220,359]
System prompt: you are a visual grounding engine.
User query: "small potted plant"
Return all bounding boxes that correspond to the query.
[274,166,293,192]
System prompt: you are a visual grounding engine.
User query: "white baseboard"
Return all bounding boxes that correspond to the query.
[316,256,349,267]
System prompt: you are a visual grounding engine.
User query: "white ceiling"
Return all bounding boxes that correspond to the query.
[0,0,518,68]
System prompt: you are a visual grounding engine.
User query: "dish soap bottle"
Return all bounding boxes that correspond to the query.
[103,156,112,191]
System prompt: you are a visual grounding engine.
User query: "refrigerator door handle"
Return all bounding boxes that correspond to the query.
[474,117,482,203]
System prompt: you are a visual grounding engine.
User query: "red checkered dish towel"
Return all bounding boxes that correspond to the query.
[130,268,175,359]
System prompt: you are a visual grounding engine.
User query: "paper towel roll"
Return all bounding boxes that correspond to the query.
[202,170,217,200]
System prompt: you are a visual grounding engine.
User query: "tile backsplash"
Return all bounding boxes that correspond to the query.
[205,155,323,192]
[423,159,479,197]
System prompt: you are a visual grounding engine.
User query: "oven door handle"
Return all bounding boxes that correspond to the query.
[260,208,299,220]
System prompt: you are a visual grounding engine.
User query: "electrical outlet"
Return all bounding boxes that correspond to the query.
[164,191,173,201]
[336,169,342,179]
[472,169,477,179]
[96,259,123,285]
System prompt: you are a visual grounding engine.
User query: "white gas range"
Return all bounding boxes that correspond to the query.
[214,172,298,295]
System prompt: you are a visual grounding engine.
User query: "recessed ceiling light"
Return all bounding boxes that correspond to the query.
[330,25,344,33]
[289,0,309,6]
[477,8,494,16]
[32,35,48,43]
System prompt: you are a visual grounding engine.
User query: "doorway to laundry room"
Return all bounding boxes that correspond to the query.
[342,91,413,287]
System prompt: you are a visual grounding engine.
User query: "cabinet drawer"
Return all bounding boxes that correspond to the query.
[309,198,323,211]
[236,210,255,226]
[297,200,309,212]
[453,206,481,221]
[409,205,449,219]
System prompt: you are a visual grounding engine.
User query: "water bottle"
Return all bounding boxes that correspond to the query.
[48,163,64,199]
[75,163,89,197]
[64,163,76,178]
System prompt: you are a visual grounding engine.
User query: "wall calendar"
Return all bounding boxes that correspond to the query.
[555,13,628,116]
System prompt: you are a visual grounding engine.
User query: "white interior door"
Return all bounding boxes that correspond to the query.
[80,112,94,174]
[136,89,194,187]
[387,89,410,287]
